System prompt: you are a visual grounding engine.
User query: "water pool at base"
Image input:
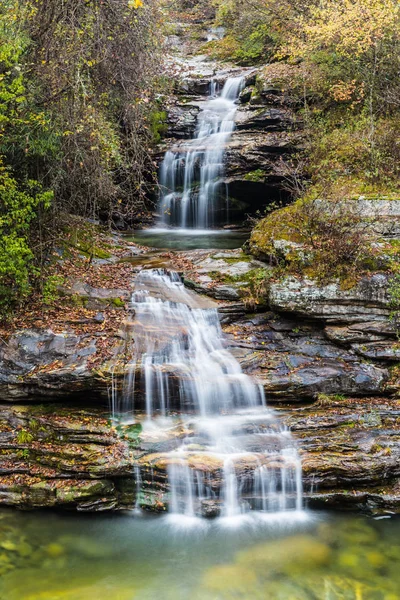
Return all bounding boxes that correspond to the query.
[0,509,399,600]
[125,229,249,251]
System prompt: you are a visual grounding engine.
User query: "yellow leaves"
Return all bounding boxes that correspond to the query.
[284,0,400,60]
[330,80,364,106]
[128,0,143,9]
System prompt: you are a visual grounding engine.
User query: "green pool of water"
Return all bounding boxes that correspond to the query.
[125,229,249,251]
[0,510,399,599]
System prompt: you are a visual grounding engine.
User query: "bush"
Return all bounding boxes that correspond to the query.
[0,164,52,313]
[206,0,277,65]
[250,196,375,284]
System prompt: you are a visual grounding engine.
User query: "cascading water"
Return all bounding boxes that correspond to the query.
[114,269,303,519]
[158,77,244,229]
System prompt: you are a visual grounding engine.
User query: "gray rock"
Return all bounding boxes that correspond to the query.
[166,102,201,138]
[269,274,390,324]
[0,329,110,401]
[325,321,396,344]
[180,248,267,301]
[352,341,400,361]
[227,314,390,399]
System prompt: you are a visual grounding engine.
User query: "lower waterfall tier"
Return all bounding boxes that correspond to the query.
[113,268,303,518]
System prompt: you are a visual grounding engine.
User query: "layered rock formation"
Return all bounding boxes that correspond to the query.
[1,26,399,516]
[160,61,300,221]
[1,227,399,515]
[1,395,398,516]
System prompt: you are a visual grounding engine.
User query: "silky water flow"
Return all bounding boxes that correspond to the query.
[112,269,303,520]
[158,77,244,228]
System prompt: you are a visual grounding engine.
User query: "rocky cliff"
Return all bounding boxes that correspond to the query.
[0,230,399,515]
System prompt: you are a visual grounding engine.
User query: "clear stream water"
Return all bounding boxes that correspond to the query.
[0,509,399,600]
[126,228,249,251]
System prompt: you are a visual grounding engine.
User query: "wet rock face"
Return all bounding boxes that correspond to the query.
[162,64,300,220]
[1,244,399,514]
[0,330,111,401]
[0,404,134,511]
[283,396,400,514]
[1,396,399,515]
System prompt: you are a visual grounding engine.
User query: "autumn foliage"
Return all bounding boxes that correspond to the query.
[0,0,163,314]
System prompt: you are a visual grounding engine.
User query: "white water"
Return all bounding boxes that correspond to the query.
[158,77,244,229]
[114,269,303,519]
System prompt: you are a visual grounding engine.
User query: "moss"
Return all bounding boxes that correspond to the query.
[208,267,270,286]
[370,443,383,454]
[70,243,112,259]
[250,197,379,286]
[111,297,125,308]
[249,203,304,259]
[149,110,168,145]
[70,294,88,308]
[209,253,251,264]
[243,169,266,183]
[62,219,114,259]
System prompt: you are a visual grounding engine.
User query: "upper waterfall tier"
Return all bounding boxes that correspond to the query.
[158,76,244,229]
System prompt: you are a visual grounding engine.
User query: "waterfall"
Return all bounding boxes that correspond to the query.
[115,269,303,519]
[158,76,244,229]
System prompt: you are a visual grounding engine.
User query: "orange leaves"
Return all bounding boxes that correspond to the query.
[329,80,365,107]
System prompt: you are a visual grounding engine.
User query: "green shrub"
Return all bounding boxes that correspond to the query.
[0,165,53,313]
[250,196,375,284]
[16,429,34,444]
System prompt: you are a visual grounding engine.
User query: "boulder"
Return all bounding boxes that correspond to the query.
[269,274,390,324]
[0,329,112,401]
